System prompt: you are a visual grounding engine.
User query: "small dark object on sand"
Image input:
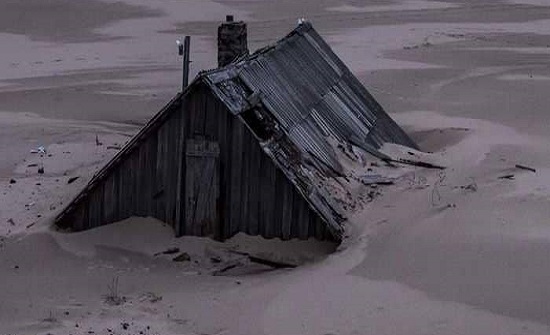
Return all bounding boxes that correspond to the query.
[515,164,536,173]
[154,247,180,256]
[67,176,80,184]
[499,174,515,180]
[9,179,16,184]
[212,262,241,276]
[229,250,297,269]
[172,252,191,262]
[38,167,44,174]
[248,255,297,269]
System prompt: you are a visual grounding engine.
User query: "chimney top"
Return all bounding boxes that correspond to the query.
[217,17,248,67]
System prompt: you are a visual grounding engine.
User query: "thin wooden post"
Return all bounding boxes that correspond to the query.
[182,36,191,91]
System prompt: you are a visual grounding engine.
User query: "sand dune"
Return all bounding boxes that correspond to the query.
[3,0,550,334]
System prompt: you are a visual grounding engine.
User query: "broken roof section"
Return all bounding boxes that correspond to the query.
[199,22,417,237]
[204,22,418,176]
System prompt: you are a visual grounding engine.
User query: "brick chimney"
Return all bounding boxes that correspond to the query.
[217,15,249,67]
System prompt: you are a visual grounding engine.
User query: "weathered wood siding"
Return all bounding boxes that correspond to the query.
[57,96,186,231]
[181,84,331,240]
[184,139,220,237]
[57,85,332,241]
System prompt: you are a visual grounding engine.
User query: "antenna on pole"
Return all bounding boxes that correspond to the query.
[177,36,191,91]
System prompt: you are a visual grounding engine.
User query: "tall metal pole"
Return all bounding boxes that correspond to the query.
[182,36,190,91]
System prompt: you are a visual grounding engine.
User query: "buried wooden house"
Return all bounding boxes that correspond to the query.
[55,19,417,241]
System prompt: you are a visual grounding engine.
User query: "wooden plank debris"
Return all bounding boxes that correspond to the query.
[515,164,536,173]
[229,250,297,268]
[397,159,446,170]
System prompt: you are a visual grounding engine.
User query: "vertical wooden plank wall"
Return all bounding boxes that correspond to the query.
[58,97,186,232]
[59,85,331,241]
[183,85,331,241]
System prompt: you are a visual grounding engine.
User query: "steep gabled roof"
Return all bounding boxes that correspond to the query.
[55,22,416,239]
[198,22,418,236]
[203,22,417,175]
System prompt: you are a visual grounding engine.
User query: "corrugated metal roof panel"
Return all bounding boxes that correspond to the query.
[288,116,342,172]
[204,22,416,156]
[202,22,418,237]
